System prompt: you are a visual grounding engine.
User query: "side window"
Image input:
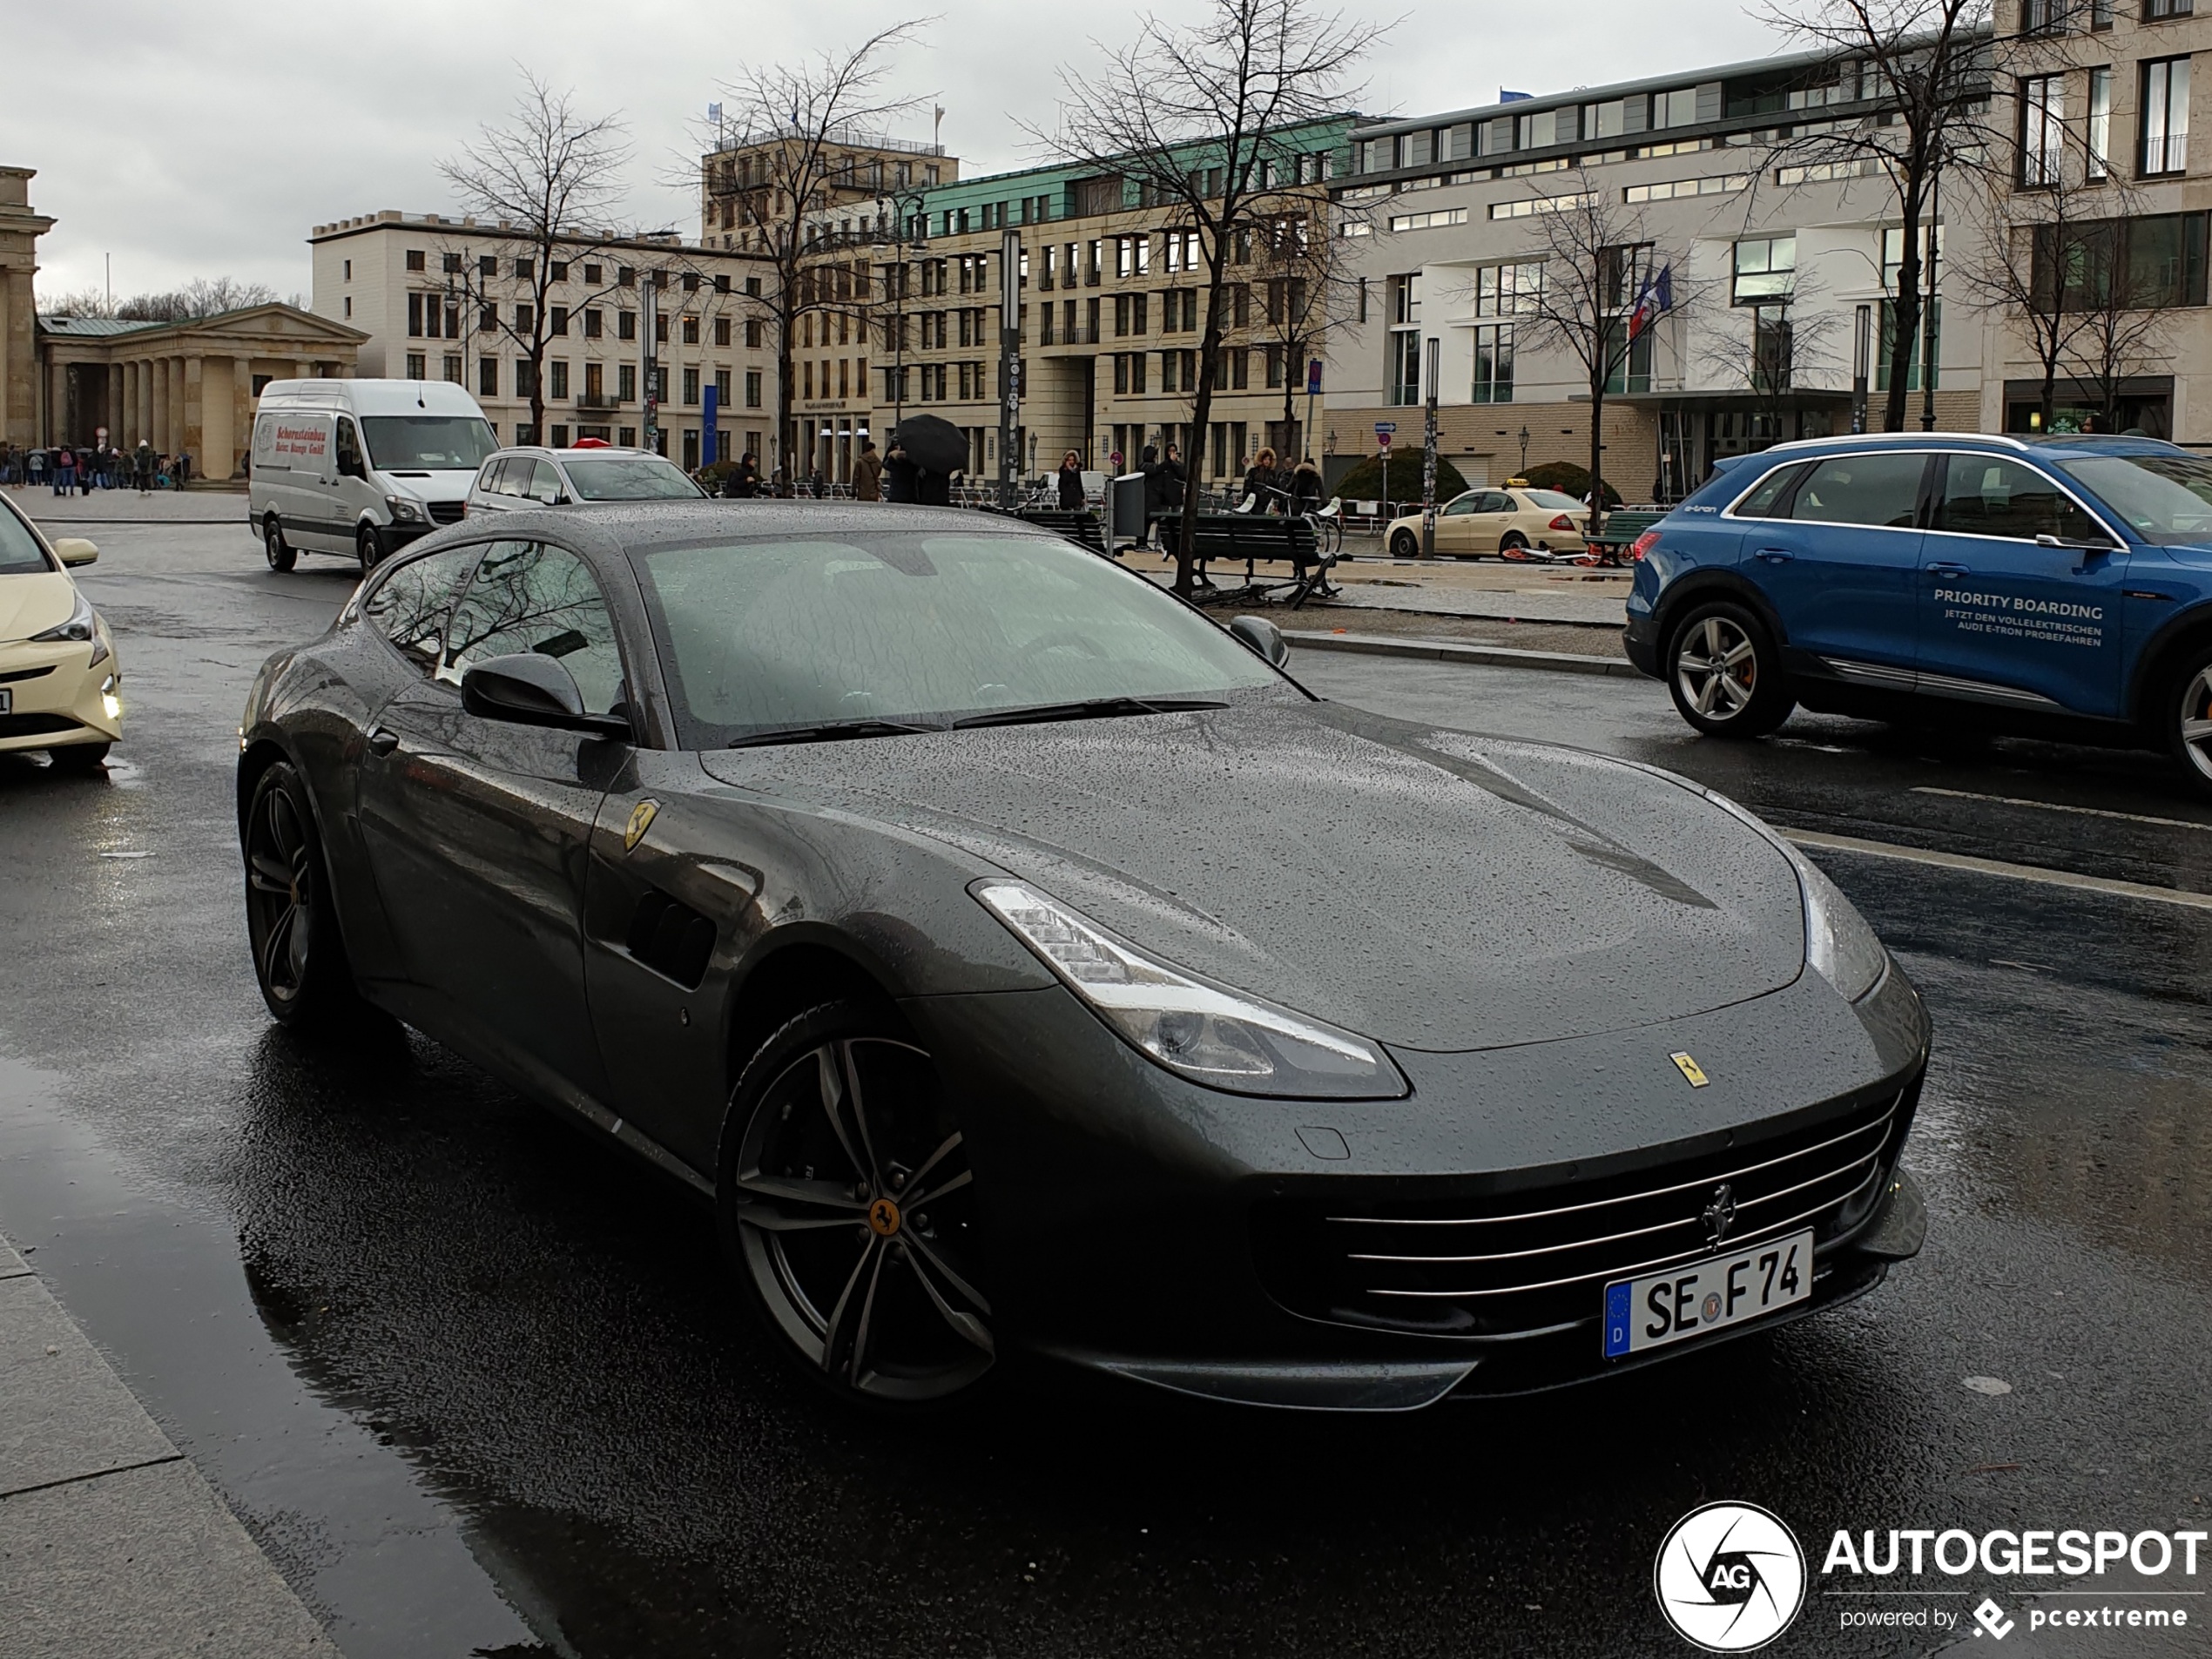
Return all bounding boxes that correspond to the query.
[526,461,564,504]
[1479,492,1515,514]
[474,459,505,496]
[1787,453,1927,529]
[334,418,364,477]
[1934,455,2111,543]
[442,542,624,714]
[361,545,485,675]
[1730,462,1807,519]
[1441,495,1479,516]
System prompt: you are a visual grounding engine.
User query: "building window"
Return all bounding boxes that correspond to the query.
[342,296,353,319]
[2143,57,2190,174]
[684,367,701,404]
[406,352,427,379]
[714,316,732,347]
[584,361,604,403]
[1876,300,1940,391]
[406,249,426,272]
[516,303,535,333]
[551,424,570,448]
[479,359,497,397]
[342,259,352,280]
[2022,75,2065,185]
[715,368,732,402]
[1386,273,1420,405]
[1475,260,1543,317]
[2088,66,2113,178]
[683,316,700,345]
[745,319,763,347]
[1881,225,1945,293]
[550,306,569,336]
[516,361,538,399]
[2147,0,2192,16]
[655,314,669,343]
[618,364,637,401]
[584,264,602,284]
[1472,325,1514,402]
[583,308,602,339]
[516,259,534,280]
[443,354,462,385]
[442,252,462,274]
[745,370,762,408]
[550,361,569,400]
[619,312,637,341]
[1732,236,1797,302]
[1751,305,1793,391]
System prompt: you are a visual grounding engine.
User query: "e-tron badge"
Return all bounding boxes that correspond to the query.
[1653,1501,1804,1652]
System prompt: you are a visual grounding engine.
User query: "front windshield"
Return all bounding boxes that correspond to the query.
[631,532,1286,746]
[2054,453,2212,544]
[361,415,498,471]
[1520,489,1584,512]
[0,502,52,575]
[563,456,704,501]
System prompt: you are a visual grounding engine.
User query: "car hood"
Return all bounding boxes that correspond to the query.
[698,699,1808,1052]
[0,572,78,643]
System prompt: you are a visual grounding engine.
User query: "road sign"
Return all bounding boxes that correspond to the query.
[1307,360,1323,395]
[1374,421,1396,435]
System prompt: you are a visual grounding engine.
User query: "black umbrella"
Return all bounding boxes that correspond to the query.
[890,413,968,475]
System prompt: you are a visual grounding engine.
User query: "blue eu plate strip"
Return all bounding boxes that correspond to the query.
[1603,1280,1633,1358]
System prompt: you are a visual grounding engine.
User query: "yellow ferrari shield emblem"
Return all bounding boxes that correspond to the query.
[1669,1051,1710,1088]
[623,799,659,853]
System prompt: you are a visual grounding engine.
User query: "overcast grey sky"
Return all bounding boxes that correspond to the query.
[4,0,1781,305]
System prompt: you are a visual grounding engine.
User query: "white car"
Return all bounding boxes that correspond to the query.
[463,446,705,516]
[0,492,120,769]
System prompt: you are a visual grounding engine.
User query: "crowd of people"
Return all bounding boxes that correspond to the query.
[0,442,191,495]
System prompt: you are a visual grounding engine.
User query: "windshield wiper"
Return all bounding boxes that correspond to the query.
[948,695,1230,731]
[726,718,943,749]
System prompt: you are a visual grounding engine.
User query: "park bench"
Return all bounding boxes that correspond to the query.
[1187,513,1336,607]
[1014,507,1106,552]
[1581,508,1666,566]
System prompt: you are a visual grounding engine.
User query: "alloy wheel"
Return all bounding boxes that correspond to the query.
[732,1036,992,1402]
[2180,665,2212,783]
[245,784,314,1005]
[1676,614,1759,722]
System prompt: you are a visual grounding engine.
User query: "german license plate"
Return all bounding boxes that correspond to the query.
[1602,1229,1812,1358]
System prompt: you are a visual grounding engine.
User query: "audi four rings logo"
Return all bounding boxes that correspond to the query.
[1656,1502,1807,1652]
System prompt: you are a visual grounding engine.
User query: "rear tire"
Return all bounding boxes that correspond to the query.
[1389,529,1419,559]
[1500,530,1530,558]
[263,515,295,573]
[2161,642,2212,797]
[355,523,382,572]
[720,999,995,1410]
[49,742,111,772]
[1666,600,1795,738]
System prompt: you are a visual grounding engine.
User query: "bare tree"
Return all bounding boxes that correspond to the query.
[700,25,926,492]
[1509,172,1694,531]
[36,286,116,319]
[1759,0,1993,431]
[1033,0,1372,594]
[1695,266,1844,443]
[441,71,632,439]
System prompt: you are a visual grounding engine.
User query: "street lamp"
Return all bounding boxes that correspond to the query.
[873,187,929,439]
[1516,423,1530,475]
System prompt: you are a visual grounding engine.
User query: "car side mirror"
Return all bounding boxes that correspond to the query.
[338,456,366,480]
[1227,613,1289,668]
[51,536,98,567]
[461,652,631,738]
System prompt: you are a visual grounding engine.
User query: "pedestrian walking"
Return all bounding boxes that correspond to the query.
[1146,443,1186,547]
[853,437,882,502]
[1055,450,1084,510]
[882,441,916,503]
[135,441,155,495]
[52,446,76,496]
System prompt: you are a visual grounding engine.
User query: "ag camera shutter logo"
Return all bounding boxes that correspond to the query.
[1655,1501,1806,1651]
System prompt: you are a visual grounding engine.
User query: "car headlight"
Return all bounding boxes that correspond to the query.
[974,880,1407,1099]
[1781,841,1889,1001]
[385,496,423,523]
[31,589,98,647]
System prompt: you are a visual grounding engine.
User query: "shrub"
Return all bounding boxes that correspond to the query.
[1517,460,1622,509]
[1332,450,1468,505]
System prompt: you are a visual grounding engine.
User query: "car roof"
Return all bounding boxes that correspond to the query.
[1755,430,2186,461]
[484,446,666,462]
[421,500,1042,556]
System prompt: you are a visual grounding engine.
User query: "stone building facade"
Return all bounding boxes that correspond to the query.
[1,166,56,450]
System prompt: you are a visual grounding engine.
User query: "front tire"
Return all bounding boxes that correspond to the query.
[355,523,382,572]
[49,741,111,772]
[2164,644,2212,797]
[263,514,295,572]
[720,1000,994,1407]
[1667,600,1795,738]
[242,760,369,1027]
[1389,529,1419,559]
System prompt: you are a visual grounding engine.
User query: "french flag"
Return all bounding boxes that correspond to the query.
[1629,264,1674,341]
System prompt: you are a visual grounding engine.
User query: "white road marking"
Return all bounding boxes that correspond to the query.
[1784,828,2212,912]
[1910,785,2212,833]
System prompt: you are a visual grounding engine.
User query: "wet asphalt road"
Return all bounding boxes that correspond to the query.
[2,517,2208,1659]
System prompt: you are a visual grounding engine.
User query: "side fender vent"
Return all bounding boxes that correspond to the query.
[625,890,717,990]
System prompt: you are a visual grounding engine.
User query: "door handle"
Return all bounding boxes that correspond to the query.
[1754,548,1794,563]
[366,726,400,757]
[1926,562,1971,578]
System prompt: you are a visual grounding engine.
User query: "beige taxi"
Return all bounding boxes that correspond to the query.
[1385,482,1591,560]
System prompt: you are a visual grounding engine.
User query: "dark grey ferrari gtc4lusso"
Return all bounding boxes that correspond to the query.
[237,502,1930,1411]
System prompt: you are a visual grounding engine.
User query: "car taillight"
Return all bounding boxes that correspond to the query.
[1548,514,1575,531]
[1630,530,1661,561]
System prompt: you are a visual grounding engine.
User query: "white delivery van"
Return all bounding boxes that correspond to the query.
[249,380,496,571]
